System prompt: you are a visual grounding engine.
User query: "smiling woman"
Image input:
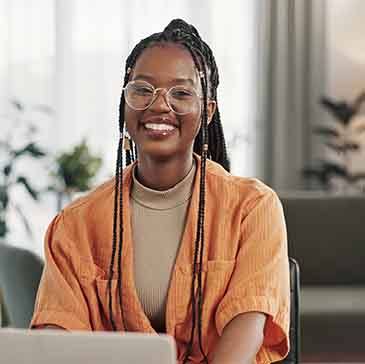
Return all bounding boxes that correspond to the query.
[30,19,290,364]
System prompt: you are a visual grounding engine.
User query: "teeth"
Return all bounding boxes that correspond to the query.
[145,123,175,131]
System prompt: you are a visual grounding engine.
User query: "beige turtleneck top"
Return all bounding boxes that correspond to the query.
[130,160,196,333]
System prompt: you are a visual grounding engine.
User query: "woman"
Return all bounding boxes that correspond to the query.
[31,19,290,364]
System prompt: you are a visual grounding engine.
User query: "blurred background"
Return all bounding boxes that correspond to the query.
[1,0,365,362]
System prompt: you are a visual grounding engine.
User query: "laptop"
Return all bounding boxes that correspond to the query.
[0,328,177,364]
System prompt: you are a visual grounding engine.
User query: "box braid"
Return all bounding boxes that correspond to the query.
[108,19,230,363]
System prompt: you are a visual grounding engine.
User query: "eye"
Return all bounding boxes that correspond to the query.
[134,85,153,95]
[130,82,154,96]
[170,88,194,99]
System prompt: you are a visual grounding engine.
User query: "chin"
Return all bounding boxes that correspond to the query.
[138,143,181,161]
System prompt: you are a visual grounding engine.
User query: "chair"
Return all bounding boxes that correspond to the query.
[0,243,44,328]
[280,258,300,364]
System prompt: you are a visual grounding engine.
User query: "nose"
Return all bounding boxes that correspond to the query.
[148,89,171,113]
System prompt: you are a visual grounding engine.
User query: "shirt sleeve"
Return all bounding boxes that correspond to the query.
[30,212,91,330]
[215,189,290,364]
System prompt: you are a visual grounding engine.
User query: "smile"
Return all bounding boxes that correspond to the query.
[144,123,176,131]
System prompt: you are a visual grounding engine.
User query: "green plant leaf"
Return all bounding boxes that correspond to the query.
[322,162,347,177]
[344,142,360,151]
[323,142,359,153]
[0,186,9,209]
[10,99,24,112]
[3,164,12,177]
[302,161,348,185]
[324,142,344,153]
[26,143,46,157]
[16,176,39,200]
[55,140,102,192]
[320,97,355,124]
[302,167,330,185]
[13,142,46,158]
[313,126,340,138]
[0,219,7,238]
[325,141,360,152]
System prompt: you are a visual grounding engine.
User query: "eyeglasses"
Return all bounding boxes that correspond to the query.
[123,80,202,115]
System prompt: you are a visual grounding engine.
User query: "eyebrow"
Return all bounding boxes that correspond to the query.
[133,74,195,86]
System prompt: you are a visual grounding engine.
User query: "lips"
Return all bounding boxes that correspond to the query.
[139,116,178,138]
[140,116,179,129]
[144,123,175,131]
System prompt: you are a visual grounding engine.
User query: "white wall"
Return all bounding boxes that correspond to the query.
[326,0,365,101]
[324,0,365,176]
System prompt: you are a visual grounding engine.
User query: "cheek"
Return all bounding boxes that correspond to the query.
[124,106,140,133]
[124,104,134,123]
[190,105,202,136]
[180,113,201,142]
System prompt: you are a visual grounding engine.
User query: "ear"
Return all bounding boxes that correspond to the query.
[207,100,216,125]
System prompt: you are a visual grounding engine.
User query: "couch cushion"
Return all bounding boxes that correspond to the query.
[301,286,365,315]
[300,286,365,359]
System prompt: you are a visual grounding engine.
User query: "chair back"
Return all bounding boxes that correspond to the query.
[0,243,44,328]
[280,258,300,364]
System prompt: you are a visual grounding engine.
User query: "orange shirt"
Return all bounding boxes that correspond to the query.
[31,155,290,364]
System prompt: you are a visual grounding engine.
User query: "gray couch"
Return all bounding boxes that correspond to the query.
[280,194,365,361]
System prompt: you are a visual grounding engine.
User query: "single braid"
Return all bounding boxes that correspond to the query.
[195,56,210,364]
[116,120,126,330]
[107,77,130,331]
[108,136,122,331]
[175,45,209,364]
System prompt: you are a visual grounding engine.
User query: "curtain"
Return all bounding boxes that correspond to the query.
[258,0,328,191]
[0,0,259,255]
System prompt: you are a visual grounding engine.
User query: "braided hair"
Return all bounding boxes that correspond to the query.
[108,19,230,363]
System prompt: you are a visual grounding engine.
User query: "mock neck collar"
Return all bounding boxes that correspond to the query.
[131,158,196,210]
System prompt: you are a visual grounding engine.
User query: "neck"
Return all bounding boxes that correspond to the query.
[135,153,194,190]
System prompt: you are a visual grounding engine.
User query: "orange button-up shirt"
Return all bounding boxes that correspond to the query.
[31,155,290,364]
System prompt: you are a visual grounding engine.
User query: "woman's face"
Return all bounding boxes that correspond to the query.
[124,43,214,161]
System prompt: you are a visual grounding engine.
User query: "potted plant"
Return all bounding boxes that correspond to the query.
[303,92,365,193]
[49,139,102,210]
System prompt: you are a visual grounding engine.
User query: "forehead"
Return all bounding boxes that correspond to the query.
[131,43,199,85]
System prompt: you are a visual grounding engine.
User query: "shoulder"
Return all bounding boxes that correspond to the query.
[61,162,135,220]
[205,159,280,214]
[52,177,116,238]
[64,178,116,212]
[43,178,117,257]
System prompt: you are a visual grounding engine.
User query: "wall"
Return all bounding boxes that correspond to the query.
[324,0,365,177]
[326,0,365,100]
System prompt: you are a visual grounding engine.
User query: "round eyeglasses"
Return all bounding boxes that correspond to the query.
[123,80,202,115]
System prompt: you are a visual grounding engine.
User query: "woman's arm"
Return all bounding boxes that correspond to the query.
[30,213,92,330]
[211,311,266,364]
[214,190,290,363]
